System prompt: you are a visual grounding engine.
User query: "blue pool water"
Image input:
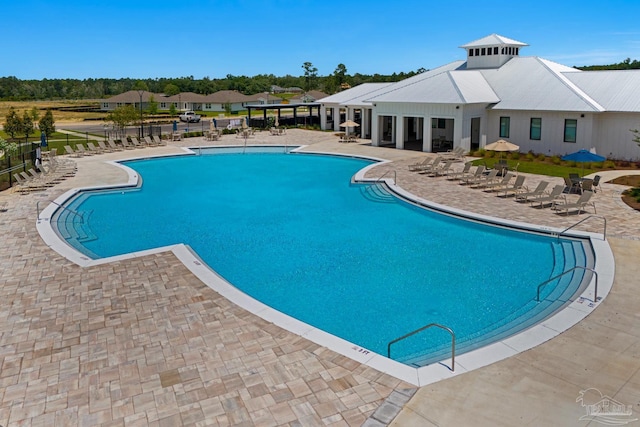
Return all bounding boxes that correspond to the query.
[54,149,588,366]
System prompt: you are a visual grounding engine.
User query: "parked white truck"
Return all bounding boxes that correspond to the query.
[178,111,201,123]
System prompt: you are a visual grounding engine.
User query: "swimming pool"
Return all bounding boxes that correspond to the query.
[49,147,595,371]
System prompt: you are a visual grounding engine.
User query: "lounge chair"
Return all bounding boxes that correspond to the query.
[417,157,443,174]
[86,142,102,154]
[460,165,485,185]
[442,146,465,161]
[469,169,499,187]
[143,136,157,147]
[75,144,92,156]
[121,138,136,150]
[64,145,82,157]
[483,173,513,192]
[98,140,113,152]
[425,160,454,177]
[531,185,565,208]
[552,190,596,215]
[514,181,549,203]
[130,137,145,148]
[499,175,526,197]
[408,157,433,172]
[152,135,166,146]
[107,138,124,151]
[446,162,472,180]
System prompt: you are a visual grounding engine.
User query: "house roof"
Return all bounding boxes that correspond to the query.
[318,83,394,106]
[460,33,528,48]
[366,62,500,104]
[164,92,208,102]
[480,57,605,112]
[103,90,156,102]
[202,90,253,103]
[564,69,640,112]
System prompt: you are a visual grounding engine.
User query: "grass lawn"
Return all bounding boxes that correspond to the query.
[471,156,624,177]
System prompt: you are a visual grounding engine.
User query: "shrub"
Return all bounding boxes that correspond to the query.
[510,152,520,160]
[537,153,546,161]
[526,152,535,161]
[604,160,616,169]
[551,156,562,165]
[486,150,495,158]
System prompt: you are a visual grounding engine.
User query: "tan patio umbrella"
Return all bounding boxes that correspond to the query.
[484,139,519,159]
[274,115,279,127]
[340,120,360,136]
[242,117,248,129]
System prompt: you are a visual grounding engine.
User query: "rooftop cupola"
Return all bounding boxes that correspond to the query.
[460,34,528,69]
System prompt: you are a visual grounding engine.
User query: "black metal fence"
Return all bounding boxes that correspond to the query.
[0,143,40,191]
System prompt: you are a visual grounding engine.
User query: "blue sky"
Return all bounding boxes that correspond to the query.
[3,0,640,80]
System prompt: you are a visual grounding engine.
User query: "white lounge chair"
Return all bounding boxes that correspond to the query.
[408,157,433,172]
[460,165,485,185]
[482,173,513,192]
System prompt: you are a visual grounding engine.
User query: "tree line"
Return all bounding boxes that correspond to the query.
[0,63,421,101]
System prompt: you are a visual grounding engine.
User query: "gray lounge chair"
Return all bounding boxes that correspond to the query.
[514,181,549,203]
[408,157,433,172]
[552,190,596,215]
[499,175,526,197]
[531,185,565,208]
[460,165,485,185]
[446,162,472,180]
[469,169,499,187]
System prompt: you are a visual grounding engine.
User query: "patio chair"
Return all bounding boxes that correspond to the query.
[64,145,82,157]
[107,138,124,151]
[121,138,136,150]
[408,157,433,172]
[592,175,601,193]
[144,136,157,147]
[580,179,594,193]
[97,140,113,152]
[531,185,565,208]
[426,160,454,177]
[514,181,550,203]
[499,175,526,197]
[469,169,499,188]
[151,135,166,146]
[552,190,596,215]
[483,173,514,192]
[86,142,103,154]
[460,165,485,185]
[563,176,580,194]
[75,144,93,156]
[130,137,145,148]
[446,162,472,180]
[417,157,443,174]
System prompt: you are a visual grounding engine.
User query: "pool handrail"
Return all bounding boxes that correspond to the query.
[375,169,397,185]
[387,323,455,371]
[37,199,84,223]
[554,215,607,241]
[536,266,598,303]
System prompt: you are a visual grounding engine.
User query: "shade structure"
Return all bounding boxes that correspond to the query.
[484,139,519,152]
[562,149,606,176]
[340,120,359,136]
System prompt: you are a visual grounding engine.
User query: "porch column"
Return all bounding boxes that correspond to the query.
[423,118,432,152]
[333,107,341,131]
[395,116,404,149]
[371,113,380,146]
[320,106,327,130]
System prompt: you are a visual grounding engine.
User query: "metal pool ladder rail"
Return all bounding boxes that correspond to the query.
[554,215,607,240]
[387,323,456,371]
[375,169,397,185]
[536,266,599,303]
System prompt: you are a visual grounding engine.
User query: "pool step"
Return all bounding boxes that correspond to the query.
[360,183,396,203]
[55,209,97,244]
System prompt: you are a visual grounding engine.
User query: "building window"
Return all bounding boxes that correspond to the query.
[475,48,479,56]
[530,118,542,140]
[494,47,498,54]
[564,119,577,142]
[102,103,108,108]
[469,49,474,57]
[499,117,510,138]
[481,48,486,55]
[160,102,167,108]
[205,103,211,109]
[487,47,492,56]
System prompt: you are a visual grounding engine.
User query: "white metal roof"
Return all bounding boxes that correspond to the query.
[480,57,604,112]
[317,83,393,105]
[564,70,640,112]
[460,34,528,48]
[366,68,499,104]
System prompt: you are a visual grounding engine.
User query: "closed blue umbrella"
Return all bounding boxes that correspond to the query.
[172,120,178,132]
[40,132,47,147]
[562,149,606,176]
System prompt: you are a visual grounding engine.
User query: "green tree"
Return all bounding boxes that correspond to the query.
[21,110,34,141]
[169,103,177,117]
[106,105,138,137]
[3,107,22,139]
[0,136,18,158]
[147,94,158,116]
[38,109,56,138]
[30,106,40,123]
[164,83,180,96]
[302,62,318,92]
[632,128,640,147]
[224,102,232,115]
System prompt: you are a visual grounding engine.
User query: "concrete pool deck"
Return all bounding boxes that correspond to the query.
[1,128,639,426]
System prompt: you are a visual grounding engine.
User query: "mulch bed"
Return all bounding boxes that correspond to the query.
[610,175,640,211]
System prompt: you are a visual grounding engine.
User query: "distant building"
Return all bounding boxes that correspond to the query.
[319,34,640,160]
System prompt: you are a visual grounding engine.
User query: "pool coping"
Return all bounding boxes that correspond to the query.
[35,146,614,387]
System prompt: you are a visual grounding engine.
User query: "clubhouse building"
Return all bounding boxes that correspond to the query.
[319,34,640,160]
